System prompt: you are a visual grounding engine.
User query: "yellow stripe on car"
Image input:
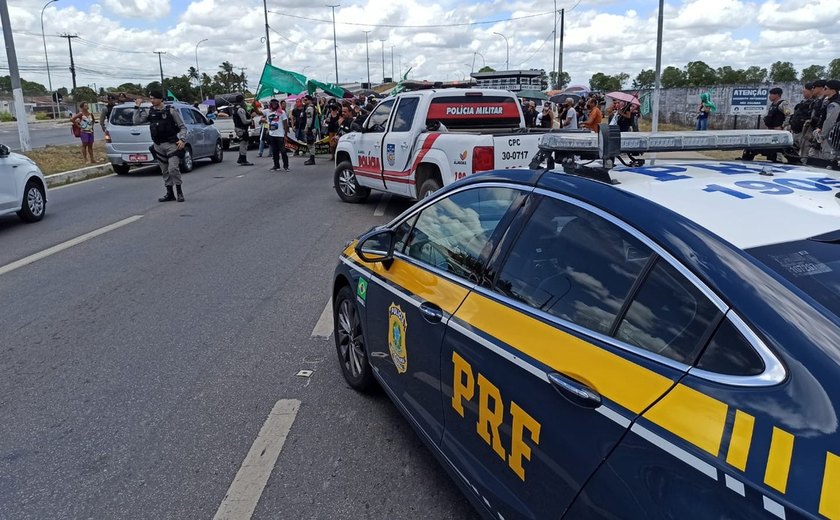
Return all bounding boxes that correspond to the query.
[764,427,795,493]
[372,260,469,315]
[820,452,840,518]
[644,384,729,457]
[726,410,755,471]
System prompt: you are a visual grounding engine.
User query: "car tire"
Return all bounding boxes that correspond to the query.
[222,138,231,150]
[112,163,130,175]
[418,177,441,199]
[179,145,194,173]
[210,140,223,163]
[17,180,46,223]
[334,160,370,203]
[334,284,376,392]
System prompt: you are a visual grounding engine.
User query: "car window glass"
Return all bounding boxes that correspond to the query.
[616,259,720,364]
[192,110,208,125]
[179,108,196,124]
[110,106,148,126]
[365,100,395,132]
[495,197,652,335]
[392,98,420,132]
[696,318,764,376]
[394,215,418,254]
[404,187,519,280]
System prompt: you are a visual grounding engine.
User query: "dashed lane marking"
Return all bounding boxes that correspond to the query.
[0,215,143,277]
[212,399,302,520]
[374,193,391,217]
[311,299,333,338]
[50,174,116,190]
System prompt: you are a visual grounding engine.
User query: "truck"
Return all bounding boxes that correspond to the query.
[333,88,549,203]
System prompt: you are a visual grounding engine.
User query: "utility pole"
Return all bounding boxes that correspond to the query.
[1,0,32,150]
[652,0,664,133]
[559,9,564,90]
[154,51,165,95]
[380,39,386,82]
[553,0,557,89]
[239,67,247,91]
[327,4,340,84]
[390,46,394,81]
[262,0,271,65]
[60,34,79,92]
[362,30,371,87]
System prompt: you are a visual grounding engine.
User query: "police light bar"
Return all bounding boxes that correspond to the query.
[539,129,794,156]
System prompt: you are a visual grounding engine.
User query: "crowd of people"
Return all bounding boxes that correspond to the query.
[520,92,638,133]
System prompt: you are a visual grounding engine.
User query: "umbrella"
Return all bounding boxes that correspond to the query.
[564,84,590,93]
[607,91,640,105]
[518,89,548,101]
[550,93,582,105]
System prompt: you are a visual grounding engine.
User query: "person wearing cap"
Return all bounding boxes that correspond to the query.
[303,95,317,165]
[814,80,840,161]
[133,90,188,202]
[232,94,254,166]
[790,83,814,153]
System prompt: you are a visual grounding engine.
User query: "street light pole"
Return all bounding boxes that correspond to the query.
[327,4,340,84]
[652,0,664,133]
[195,38,208,101]
[493,32,509,71]
[380,39,386,82]
[470,51,485,73]
[40,0,58,120]
[363,30,371,87]
[262,0,272,65]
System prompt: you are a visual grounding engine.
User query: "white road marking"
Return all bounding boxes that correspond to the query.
[0,215,143,277]
[212,399,301,520]
[373,193,391,216]
[50,173,116,190]
[236,174,245,178]
[310,299,333,338]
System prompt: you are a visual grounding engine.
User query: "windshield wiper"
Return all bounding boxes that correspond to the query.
[810,230,840,244]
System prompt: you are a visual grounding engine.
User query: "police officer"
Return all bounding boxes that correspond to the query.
[790,83,813,151]
[303,95,317,165]
[232,94,254,166]
[815,80,840,163]
[133,90,188,202]
[762,87,791,162]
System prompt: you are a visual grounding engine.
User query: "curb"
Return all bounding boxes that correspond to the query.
[45,164,114,187]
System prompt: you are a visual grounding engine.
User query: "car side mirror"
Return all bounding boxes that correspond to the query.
[207,119,214,125]
[0,144,9,158]
[355,227,396,264]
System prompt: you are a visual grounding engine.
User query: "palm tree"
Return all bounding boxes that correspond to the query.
[187,66,199,83]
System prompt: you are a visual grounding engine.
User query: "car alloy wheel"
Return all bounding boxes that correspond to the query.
[333,160,370,203]
[27,185,44,217]
[334,285,375,391]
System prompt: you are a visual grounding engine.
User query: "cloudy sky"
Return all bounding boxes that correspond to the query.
[1,0,838,93]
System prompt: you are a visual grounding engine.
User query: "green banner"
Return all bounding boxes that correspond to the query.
[257,63,307,99]
[305,79,345,97]
[166,89,178,102]
[641,93,652,116]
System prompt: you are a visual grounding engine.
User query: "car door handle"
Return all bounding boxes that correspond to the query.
[548,372,602,409]
[400,142,409,149]
[130,131,141,136]
[419,302,444,324]
[373,142,381,148]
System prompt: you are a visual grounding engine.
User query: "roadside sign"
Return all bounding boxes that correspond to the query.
[730,88,768,116]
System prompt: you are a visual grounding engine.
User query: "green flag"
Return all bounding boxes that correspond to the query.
[257,62,307,99]
[166,89,178,102]
[306,78,345,98]
[641,93,652,117]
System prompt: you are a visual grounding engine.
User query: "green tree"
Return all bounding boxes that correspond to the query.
[0,76,48,95]
[829,58,840,79]
[685,61,717,86]
[187,66,199,83]
[478,66,496,73]
[743,66,767,83]
[716,66,746,84]
[589,72,628,92]
[164,75,198,102]
[660,66,686,88]
[800,65,826,82]
[549,71,570,90]
[116,82,143,94]
[769,61,797,82]
[632,69,655,90]
[71,86,97,103]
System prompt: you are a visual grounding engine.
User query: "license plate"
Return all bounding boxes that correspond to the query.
[128,154,148,162]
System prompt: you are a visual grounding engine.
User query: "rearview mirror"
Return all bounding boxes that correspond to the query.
[0,144,9,158]
[355,227,396,264]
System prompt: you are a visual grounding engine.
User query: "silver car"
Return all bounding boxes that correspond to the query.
[0,143,47,222]
[105,102,224,175]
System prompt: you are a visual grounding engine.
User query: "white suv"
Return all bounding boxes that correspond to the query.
[0,143,47,222]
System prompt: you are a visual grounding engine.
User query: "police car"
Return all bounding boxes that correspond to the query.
[331,126,840,520]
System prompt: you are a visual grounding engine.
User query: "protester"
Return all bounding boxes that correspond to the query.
[71,102,97,164]
[232,94,254,166]
[610,101,634,132]
[326,105,340,160]
[262,98,290,172]
[292,99,306,155]
[582,98,603,132]
[562,98,578,129]
[132,90,188,202]
[206,104,218,120]
[540,103,554,129]
[695,92,717,131]
[523,101,538,128]
[303,95,317,165]
[257,107,270,158]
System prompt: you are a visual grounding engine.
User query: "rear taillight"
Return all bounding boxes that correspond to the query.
[104,131,111,143]
[472,146,494,173]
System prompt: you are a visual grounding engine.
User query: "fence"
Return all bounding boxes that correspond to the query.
[639,82,806,130]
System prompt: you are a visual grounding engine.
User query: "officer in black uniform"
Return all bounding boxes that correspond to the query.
[133,90,188,202]
[232,94,254,166]
[762,87,791,162]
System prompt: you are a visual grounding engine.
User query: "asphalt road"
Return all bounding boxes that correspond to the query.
[0,154,479,520]
[0,122,105,150]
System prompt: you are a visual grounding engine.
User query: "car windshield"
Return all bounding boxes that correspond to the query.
[747,231,840,320]
[110,106,149,126]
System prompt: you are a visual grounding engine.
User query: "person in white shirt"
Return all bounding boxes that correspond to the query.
[562,98,578,129]
[265,98,290,171]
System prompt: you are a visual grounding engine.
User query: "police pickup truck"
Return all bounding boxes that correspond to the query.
[333,88,545,203]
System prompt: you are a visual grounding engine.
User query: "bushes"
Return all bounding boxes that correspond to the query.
[0,112,16,122]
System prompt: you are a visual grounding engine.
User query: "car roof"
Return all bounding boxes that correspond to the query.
[604,161,840,249]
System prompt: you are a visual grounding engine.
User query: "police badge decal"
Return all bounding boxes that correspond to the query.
[387,303,408,374]
[386,143,396,167]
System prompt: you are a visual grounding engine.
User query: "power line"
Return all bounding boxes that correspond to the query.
[267,9,555,27]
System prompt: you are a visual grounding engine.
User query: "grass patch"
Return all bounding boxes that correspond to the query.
[638,120,695,132]
[23,142,108,175]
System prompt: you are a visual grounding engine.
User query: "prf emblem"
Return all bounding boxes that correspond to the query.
[388,303,408,374]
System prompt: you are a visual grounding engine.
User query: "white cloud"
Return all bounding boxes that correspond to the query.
[103,0,171,18]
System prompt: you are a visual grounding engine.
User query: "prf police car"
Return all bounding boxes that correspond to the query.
[331,126,840,520]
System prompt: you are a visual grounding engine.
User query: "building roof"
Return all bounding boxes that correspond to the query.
[470,70,543,79]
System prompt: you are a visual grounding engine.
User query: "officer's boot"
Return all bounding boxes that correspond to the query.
[238,154,253,166]
[176,185,185,202]
[304,154,315,165]
[158,186,176,202]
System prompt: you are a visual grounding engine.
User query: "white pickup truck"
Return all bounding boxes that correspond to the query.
[333,88,547,202]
